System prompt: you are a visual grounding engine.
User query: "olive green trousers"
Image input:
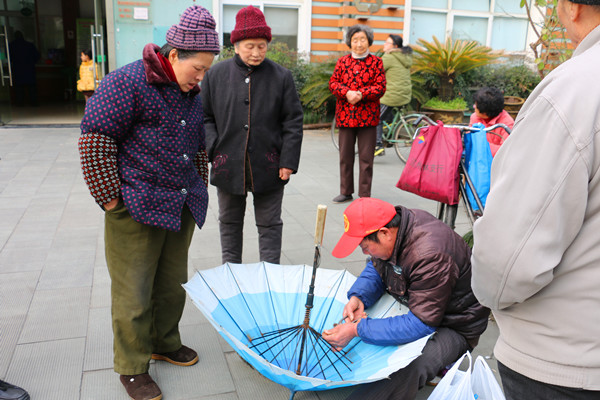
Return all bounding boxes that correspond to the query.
[104,200,195,375]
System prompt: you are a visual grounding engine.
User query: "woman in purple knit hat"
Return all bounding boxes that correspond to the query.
[78,6,219,400]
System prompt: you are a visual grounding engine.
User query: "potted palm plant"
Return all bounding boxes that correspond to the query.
[413,36,501,123]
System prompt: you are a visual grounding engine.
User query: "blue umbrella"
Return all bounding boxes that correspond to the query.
[183,262,431,398]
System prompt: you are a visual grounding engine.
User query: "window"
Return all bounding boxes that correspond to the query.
[409,0,530,52]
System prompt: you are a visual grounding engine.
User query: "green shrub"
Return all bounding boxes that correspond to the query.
[423,97,467,110]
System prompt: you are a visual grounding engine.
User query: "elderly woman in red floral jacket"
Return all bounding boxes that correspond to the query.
[329,24,386,203]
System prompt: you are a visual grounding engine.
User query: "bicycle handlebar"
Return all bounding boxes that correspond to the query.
[413,122,512,139]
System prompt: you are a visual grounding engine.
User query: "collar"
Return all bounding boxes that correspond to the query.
[573,23,600,58]
[233,53,264,72]
[351,50,370,59]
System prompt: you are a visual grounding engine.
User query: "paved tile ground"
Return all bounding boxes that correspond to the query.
[0,127,499,400]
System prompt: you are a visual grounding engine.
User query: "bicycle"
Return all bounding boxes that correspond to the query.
[418,123,512,229]
[330,107,434,163]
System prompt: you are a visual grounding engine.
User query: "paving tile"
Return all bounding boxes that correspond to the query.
[37,249,95,290]
[19,287,90,344]
[154,324,235,399]
[6,338,85,400]
[83,306,114,372]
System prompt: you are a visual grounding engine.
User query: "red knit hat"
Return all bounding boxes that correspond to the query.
[230,6,272,45]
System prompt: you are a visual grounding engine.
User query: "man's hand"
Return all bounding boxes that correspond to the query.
[343,296,365,322]
[279,167,293,181]
[103,198,119,211]
[322,320,359,351]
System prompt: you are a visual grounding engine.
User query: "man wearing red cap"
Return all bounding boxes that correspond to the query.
[202,5,303,265]
[323,198,488,399]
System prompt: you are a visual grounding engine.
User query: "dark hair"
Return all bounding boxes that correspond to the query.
[158,43,200,61]
[473,87,505,118]
[364,214,401,244]
[389,34,403,48]
[81,49,92,59]
[345,24,374,48]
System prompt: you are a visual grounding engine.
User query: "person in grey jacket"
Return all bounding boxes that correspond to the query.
[471,1,600,399]
[202,6,303,264]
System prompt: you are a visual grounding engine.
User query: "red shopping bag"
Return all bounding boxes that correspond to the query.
[396,121,463,205]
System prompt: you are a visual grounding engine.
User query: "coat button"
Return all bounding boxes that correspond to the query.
[180,120,186,126]
[244,124,249,130]
[183,154,189,160]
[244,98,249,105]
[180,188,188,195]
[245,77,250,84]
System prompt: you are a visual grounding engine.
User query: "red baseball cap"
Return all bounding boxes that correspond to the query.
[332,198,397,258]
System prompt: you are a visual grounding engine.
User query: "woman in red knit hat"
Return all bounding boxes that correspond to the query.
[202,6,303,266]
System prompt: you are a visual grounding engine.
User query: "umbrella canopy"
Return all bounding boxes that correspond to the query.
[183,262,430,394]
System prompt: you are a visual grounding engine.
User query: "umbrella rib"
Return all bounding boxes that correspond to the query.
[262,262,283,333]
[305,327,352,380]
[197,271,251,341]
[314,270,347,332]
[224,263,268,339]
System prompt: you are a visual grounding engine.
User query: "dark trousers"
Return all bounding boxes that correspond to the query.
[498,361,600,400]
[104,201,195,375]
[376,105,395,146]
[347,328,470,400]
[339,126,376,198]
[217,186,284,264]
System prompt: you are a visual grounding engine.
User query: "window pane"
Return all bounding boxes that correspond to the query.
[495,0,527,15]
[453,0,490,12]
[264,6,298,49]
[223,4,245,36]
[491,17,528,51]
[410,11,446,44]
[452,16,487,44]
[412,0,447,8]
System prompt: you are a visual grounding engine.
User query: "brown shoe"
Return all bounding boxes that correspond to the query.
[119,373,162,400]
[152,345,198,366]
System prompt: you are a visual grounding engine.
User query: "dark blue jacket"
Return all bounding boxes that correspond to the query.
[80,44,208,231]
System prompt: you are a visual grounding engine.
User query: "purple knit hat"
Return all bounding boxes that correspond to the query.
[230,6,272,44]
[166,5,220,53]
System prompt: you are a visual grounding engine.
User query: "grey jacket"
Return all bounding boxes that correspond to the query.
[471,24,600,390]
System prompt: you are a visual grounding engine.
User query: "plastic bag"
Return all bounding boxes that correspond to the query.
[463,122,493,211]
[472,356,506,400]
[428,352,474,400]
[428,352,506,400]
[397,121,463,205]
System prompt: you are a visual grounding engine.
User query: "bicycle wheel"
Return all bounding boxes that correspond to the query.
[331,117,339,150]
[393,114,432,163]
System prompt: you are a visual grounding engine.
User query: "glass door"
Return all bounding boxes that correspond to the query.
[0,24,12,124]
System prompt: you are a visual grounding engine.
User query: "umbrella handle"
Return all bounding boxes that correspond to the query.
[314,204,327,246]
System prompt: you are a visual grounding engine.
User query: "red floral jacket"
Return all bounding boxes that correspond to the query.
[329,53,386,128]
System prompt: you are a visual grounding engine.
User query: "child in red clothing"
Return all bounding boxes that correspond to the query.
[470,87,514,156]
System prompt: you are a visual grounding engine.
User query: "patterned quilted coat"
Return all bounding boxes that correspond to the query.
[78,43,209,232]
[329,53,386,128]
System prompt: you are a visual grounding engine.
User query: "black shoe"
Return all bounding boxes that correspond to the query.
[374,146,385,156]
[0,380,30,400]
[332,194,353,203]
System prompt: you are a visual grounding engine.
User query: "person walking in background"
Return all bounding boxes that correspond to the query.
[202,6,303,265]
[469,87,514,157]
[329,25,385,203]
[78,6,219,400]
[8,31,39,107]
[322,198,488,399]
[375,34,412,156]
[76,49,99,103]
[472,1,600,399]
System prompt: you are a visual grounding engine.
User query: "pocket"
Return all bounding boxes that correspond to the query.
[105,197,126,214]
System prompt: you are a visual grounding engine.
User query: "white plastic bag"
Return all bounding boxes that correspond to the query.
[428,352,474,400]
[471,356,506,400]
[427,352,506,400]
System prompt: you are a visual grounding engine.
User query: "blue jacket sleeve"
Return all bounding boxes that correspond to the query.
[347,259,385,308]
[357,311,436,346]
